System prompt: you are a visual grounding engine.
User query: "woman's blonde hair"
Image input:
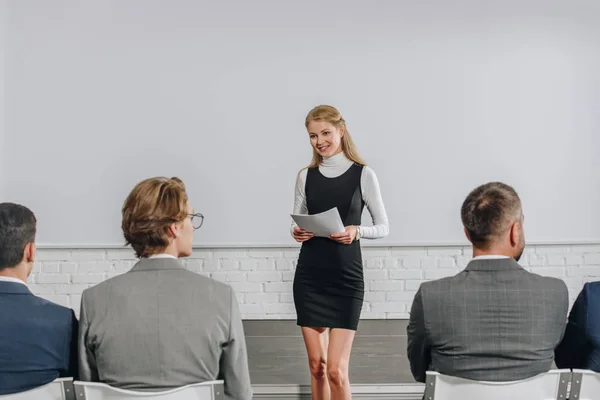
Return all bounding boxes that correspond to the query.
[121,177,189,258]
[305,105,366,168]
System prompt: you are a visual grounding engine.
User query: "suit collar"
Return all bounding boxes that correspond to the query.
[0,281,32,295]
[0,276,28,286]
[464,257,524,272]
[129,257,186,272]
[148,253,178,260]
[472,255,510,261]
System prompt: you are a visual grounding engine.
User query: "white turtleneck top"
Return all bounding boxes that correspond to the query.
[291,152,390,239]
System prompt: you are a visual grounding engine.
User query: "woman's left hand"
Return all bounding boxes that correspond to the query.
[330,226,358,245]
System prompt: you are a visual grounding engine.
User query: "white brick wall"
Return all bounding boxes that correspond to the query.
[30,244,600,319]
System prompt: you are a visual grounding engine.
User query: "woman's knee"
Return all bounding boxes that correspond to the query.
[308,355,327,379]
[326,362,348,386]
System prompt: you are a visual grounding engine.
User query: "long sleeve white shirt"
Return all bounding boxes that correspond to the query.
[291,152,389,239]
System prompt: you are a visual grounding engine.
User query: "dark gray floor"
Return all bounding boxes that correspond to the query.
[243,320,414,385]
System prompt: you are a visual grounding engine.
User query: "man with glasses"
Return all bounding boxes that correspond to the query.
[78,177,251,400]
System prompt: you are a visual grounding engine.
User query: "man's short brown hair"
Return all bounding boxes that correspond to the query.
[0,203,36,270]
[461,182,522,249]
[122,177,188,258]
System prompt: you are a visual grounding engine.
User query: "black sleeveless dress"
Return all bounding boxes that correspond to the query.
[293,163,365,331]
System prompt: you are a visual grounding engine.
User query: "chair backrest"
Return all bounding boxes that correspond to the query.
[72,381,224,400]
[423,370,571,400]
[569,369,600,400]
[0,378,75,400]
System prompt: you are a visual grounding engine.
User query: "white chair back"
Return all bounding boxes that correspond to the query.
[73,381,224,400]
[569,369,600,400]
[423,370,571,400]
[0,378,74,400]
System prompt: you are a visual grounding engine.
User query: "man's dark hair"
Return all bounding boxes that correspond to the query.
[461,182,522,249]
[0,203,37,270]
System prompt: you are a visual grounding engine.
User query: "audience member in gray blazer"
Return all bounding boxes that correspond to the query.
[407,182,568,383]
[78,177,252,400]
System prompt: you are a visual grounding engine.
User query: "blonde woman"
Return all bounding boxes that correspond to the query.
[291,105,389,400]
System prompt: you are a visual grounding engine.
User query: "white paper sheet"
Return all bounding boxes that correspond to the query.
[291,208,345,238]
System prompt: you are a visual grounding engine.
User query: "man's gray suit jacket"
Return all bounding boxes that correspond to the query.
[407,258,568,382]
[78,257,252,400]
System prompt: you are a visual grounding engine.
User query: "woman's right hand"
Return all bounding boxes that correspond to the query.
[293,226,314,243]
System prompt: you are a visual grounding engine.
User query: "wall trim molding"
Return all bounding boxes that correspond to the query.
[35,240,600,250]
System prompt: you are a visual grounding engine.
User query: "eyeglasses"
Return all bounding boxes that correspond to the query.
[189,213,204,230]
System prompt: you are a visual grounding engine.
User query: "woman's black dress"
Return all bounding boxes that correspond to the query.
[293,163,365,330]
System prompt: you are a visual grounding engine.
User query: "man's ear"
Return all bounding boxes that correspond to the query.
[509,222,520,247]
[464,227,472,243]
[24,242,36,263]
[168,223,180,239]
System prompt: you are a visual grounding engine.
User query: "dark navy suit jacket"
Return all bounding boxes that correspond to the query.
[0,281,78,395]
[555,281,600,371]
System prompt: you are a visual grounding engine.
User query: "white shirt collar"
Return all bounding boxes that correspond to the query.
[0,276,28,286]
[148,254,178,260]
[472,255,510,260]
[321,151,350,168]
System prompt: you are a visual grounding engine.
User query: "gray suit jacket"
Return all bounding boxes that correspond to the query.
[407,258,568,383]
[78,257,252,400]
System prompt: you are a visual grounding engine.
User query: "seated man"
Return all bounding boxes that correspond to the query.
[555,281,600,371]
[0,203,78,394]
[407,182,568,382]
[78,177,252,400]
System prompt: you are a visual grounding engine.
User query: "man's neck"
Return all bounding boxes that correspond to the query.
[472,248,512,258]
[0,265,28,283]
[152,245,179,259]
